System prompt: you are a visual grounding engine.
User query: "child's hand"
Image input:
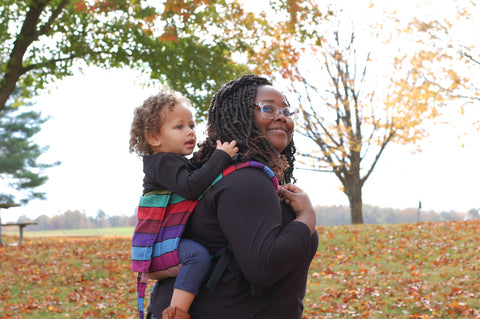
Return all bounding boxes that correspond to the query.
[216,140,239,158]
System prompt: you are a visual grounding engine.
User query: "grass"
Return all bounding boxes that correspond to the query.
[1,221,480,318]
[2,227,135,238]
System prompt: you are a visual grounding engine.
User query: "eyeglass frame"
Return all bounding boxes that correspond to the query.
[253,102,299,120]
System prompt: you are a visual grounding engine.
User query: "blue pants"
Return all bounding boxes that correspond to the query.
[175,238,210,295]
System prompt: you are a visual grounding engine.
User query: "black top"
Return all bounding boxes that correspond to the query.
[143,150,231,198]
[148,167,319,319]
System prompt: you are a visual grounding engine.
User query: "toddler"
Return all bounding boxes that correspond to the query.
[129,89,238,318]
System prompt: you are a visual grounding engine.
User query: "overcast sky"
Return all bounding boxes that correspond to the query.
[1,0,479,223]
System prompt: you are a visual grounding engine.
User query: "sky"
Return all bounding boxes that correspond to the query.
[1,0,480,223]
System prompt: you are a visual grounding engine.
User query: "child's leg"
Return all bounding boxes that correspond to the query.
[170,239,210,312]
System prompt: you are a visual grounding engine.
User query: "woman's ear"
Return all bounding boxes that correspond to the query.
[145,131,161,147]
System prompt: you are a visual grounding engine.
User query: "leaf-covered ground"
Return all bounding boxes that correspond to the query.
[1,221,479,318]
[304,221,480,318]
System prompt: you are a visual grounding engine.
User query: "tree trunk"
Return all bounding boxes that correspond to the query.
[347,185,364,224]
[0,1,47,111]
[344,151,364,224]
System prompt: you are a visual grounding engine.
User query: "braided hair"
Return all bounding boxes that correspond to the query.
[192,74,296,184]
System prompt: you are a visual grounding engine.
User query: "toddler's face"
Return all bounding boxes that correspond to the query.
[150,103,196,156]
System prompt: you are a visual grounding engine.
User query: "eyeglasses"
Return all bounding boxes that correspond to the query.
[254,103,299,120]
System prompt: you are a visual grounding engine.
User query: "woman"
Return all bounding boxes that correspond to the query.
[148,74,318,319]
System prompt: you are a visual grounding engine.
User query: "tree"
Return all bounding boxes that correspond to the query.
[63,209,91,229]
[467,208,479,220]
[0,0,252,117]
[407,0,480,123]
[271,24,445,224]
[95,209,110,228]
[33,214,51,230]
[0,103,59,205]
[1,0,332,118]
[239,0,478,224]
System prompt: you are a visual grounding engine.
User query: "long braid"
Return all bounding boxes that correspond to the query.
[282,142,296,184]
[192,74,296,184]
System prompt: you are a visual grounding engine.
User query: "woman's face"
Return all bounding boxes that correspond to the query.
[254,85,294,153]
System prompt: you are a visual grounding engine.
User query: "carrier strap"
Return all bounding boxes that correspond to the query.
[206,245,233,292]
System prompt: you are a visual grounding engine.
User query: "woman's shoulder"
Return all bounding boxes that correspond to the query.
[214,164,277,194]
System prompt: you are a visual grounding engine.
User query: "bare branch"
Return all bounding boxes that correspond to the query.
[296,166,333,173]
[295,70,341,148]
[361,128,396,185]
[460,50,480,66]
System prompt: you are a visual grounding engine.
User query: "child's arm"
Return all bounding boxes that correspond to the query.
[145,141,238,199]
[174,140,238,198]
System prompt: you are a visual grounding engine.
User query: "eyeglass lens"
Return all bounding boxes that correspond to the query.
[256,104,297,119]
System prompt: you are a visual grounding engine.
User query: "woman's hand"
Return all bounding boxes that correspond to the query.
[278,184,316,234]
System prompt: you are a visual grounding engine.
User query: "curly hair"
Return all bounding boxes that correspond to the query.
[129,89,190,156]
[192,74,296,184]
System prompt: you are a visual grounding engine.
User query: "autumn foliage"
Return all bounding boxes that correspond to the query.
[1,221,480,318]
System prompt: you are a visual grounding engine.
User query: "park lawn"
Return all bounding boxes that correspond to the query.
[1,227,135,238]
[303,221,480,318]
[1,221,479,318]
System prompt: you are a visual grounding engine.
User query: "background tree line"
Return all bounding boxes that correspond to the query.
[13,209,137,231]
[8,206,479,230]
[315,206,479,226]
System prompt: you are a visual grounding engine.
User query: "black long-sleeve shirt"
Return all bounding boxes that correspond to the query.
[142,150,231,198]
[148,166,319,319]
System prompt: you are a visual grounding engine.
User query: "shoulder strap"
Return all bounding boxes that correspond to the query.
[206,160,278,192]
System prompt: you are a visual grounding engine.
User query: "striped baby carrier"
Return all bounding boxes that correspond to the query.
[131,161,279,319]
